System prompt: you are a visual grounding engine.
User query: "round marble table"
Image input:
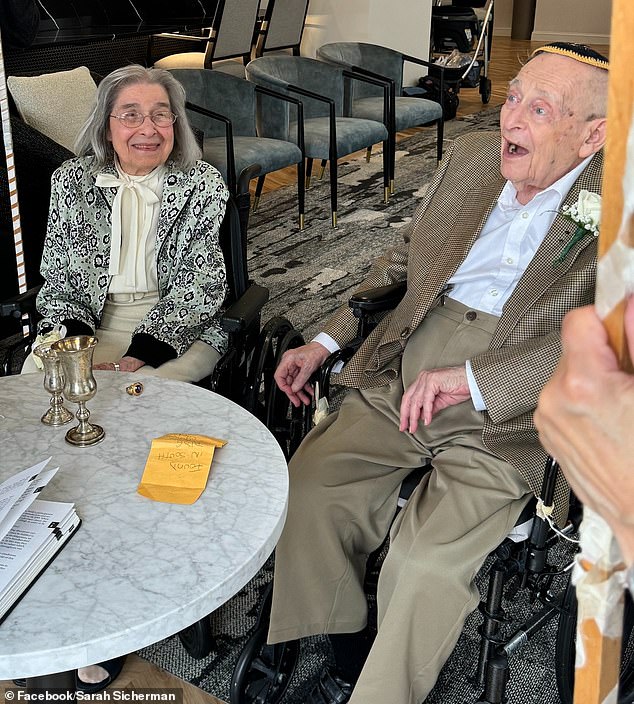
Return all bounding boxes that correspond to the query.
[0,371,288,680]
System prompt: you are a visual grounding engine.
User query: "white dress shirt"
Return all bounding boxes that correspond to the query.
[315,156,592,410]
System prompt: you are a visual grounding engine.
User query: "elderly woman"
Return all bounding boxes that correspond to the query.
[22,64,229,382]
[18,65,229,691]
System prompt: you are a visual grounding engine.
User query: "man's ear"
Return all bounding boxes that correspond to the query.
[579,117,607,157]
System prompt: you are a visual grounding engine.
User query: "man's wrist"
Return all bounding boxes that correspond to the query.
[312,332,340,355]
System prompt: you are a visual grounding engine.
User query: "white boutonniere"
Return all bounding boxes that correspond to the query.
[554,190,601,267]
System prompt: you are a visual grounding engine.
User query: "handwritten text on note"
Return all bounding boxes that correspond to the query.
[137,433,227,504]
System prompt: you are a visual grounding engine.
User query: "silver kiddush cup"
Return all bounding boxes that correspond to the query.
[52,335,105,446]
[33,342,74,426]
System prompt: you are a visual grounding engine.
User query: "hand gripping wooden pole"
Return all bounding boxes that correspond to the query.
[573,2,634,702]
[0,25,27,295]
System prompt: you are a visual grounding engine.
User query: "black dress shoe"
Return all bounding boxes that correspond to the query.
[75,656,127,694]
[307,667,352,704]
[12,679,26,687]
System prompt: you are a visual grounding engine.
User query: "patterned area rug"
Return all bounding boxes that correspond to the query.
[140,106,573,704]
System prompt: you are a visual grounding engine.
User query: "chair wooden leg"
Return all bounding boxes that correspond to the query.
[297,160,305,231]
[253,175,266,212]
[306,158,313,190]
[382,140,390,204]
[329,159,337,228]
[318,159,327,180]
[389,132,396,196]
[365,146,372,163]
[437,117,444,164]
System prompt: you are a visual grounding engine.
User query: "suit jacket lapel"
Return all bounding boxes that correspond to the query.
[492,150,604,346]
[369,164,506,373]
[409,172,505,329]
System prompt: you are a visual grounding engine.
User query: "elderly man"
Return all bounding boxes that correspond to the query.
[270,43,609,704]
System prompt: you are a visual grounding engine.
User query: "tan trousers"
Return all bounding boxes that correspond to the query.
[268,299,531,704]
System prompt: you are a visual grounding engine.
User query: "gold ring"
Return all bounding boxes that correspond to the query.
[113,362,120,372]
[126,382,144,396]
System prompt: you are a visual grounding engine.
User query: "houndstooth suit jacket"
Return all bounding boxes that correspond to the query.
[323,131,603,524]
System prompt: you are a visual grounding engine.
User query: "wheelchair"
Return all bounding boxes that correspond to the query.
[227,282,634,704]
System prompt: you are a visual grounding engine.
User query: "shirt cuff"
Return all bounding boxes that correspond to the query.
[466,360,486,411]
[62,319,94,338]
[125,333,177,368]
[313,332,341,354]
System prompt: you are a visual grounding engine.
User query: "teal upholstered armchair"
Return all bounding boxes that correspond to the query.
[154,0,261,76]
[246,55,389,228]
[316,42,445,195]
[169,68,305,229]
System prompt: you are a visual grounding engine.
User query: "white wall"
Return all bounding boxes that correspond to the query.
[491,0,612,43]
[533,0,612,44]
[301,0,433,86]
[493,0,513,36]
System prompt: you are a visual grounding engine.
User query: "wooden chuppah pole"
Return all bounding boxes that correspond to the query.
[0,24,27,295]
[573,1,634,702]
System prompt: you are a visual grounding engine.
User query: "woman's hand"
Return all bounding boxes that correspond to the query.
[94,356,145,373]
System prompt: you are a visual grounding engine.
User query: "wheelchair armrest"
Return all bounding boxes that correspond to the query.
[349,281,407,317]
[221,283,270,333]
[0,285,40,320]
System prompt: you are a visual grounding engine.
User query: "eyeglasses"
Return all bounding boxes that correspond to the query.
[110,111,177,128]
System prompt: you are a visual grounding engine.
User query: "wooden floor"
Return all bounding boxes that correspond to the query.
[259,36,610,195]
[1,656,227,704]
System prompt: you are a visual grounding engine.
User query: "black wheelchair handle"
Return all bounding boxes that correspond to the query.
[221,283,270,333]
[349,281,407,316]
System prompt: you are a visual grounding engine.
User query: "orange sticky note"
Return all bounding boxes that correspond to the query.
[137,433,227,504]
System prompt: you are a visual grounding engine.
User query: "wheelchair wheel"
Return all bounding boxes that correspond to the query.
[265,328,312,460]
[245,316,296,418]
[177,616,215,660]
[479,76,491,104]
[556,580,634,704]
[230,625,299,704]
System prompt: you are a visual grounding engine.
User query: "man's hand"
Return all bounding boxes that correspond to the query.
[399,365,471,433]
[274,341,331,407]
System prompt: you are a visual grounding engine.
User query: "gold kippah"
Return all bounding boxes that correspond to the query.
[531,42,609,70]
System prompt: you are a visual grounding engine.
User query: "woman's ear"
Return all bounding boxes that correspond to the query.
[580,117,607,157]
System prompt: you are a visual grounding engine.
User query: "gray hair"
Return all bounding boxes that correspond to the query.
[75,64,201,171]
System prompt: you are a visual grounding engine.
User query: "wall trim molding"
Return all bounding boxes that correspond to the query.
[493,26,512,37]
[531,31,611,44]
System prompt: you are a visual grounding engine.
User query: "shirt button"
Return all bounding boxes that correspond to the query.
[506,257,514,265]
[521,212,529,219]
[465,311,477,321]
[400,327,410,339]
[490,289,499,297]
